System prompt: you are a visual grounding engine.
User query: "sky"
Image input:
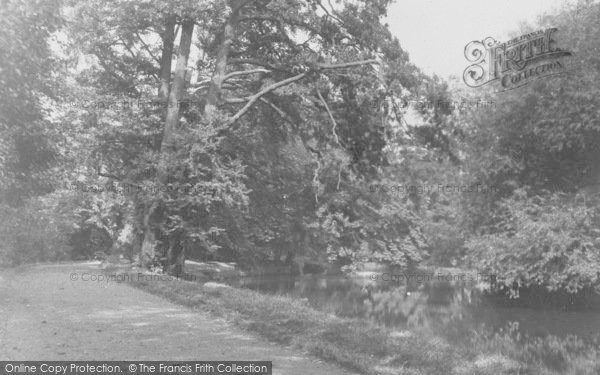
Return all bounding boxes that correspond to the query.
[385,0,574,79]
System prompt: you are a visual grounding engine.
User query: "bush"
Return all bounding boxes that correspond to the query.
[0,197,73,266]
[466,188,600,294]
[68,223,112,260]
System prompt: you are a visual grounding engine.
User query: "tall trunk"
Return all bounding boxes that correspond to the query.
[140,19,195,272]
[161,19,194,275]
[161,19,194,162]
[141,0,240,272]
[158,15,176,101]
[166,234,185,276]
[139,15,176,268]
[204,1,241,113]
[139,201,158,267]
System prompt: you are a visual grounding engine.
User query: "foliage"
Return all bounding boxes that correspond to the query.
[3,0,599,298]
[0,195,73,265]
[0,0,63,205]
[466,188,600,293]
[55,0,450,273]
[471,322,600,374]
[459,0,600,292]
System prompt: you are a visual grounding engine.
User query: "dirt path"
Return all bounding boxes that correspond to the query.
[0,263,355,375]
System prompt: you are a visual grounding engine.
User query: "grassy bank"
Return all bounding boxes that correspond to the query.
[118,270,599,375]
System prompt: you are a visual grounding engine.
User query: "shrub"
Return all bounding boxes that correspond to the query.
[466,188,600,294]
[0,196,73,265]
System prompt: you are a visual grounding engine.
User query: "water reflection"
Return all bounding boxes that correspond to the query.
[228,273,600,342]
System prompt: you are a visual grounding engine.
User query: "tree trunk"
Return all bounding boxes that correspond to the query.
[158,15,176,101]
[139,201,158,267]
[166,234,185,276]
[140,19,195,273]
[140,1,241,272]
[161,19,194,159]
[204,1,241,113]
[139,15,176,268]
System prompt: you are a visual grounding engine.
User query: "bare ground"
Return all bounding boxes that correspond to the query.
[0,262,355,375]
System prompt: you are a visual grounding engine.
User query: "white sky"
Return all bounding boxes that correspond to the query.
[385,0,575,79]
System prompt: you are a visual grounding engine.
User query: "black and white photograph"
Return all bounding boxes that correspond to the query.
[1,0,599,373]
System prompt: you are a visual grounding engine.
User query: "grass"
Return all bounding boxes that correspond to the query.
[114,268,600,375]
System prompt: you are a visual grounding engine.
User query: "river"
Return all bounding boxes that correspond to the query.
[225,270,600,344]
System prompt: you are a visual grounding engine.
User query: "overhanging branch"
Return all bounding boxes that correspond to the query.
[228,72,307,123]
[317,59,378,70]
[228,59,378,124]
[225,96,286,117]
[224,81,295,124]
[223,68,271,82]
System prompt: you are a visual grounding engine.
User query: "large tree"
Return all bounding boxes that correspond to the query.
[0,0,63,205]
[63,0,447,275]
[460,0,600,293]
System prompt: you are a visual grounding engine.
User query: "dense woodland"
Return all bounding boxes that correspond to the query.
[2,0,600,298]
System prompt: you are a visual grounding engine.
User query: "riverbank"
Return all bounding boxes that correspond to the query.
[0,263,355,374]
[121,267,600,375]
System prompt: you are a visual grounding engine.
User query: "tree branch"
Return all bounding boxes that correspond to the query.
[316,88,339,145]
[316,85,345,191]
[223,97,247,104]
[306,147,322,204]
[223,68,271,82]
[136,31,161,65]
[228,59,378,124]
[118,36,138,60]
[228,72,307,123]
[224,95,291,122]
[317,59,378,70]
[117,36,160,81]
[97,59,141,95]
[316,0,344,25]
[223,80,294,123]
[228,58,286,72]
[238,15,322,36]
[191,79,212,94]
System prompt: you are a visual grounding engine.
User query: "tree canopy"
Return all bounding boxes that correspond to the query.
[1,0,599,297]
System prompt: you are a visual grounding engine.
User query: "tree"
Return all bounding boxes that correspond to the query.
[62,0,450,276]
[460,0,600,293]
[0,0,62,205]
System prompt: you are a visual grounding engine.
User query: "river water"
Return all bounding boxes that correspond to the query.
[227,271,600,343]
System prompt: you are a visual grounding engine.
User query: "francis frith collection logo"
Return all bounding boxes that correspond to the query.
[463,28,572,91]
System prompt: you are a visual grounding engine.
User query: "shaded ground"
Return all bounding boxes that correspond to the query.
[0,262,354,375]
